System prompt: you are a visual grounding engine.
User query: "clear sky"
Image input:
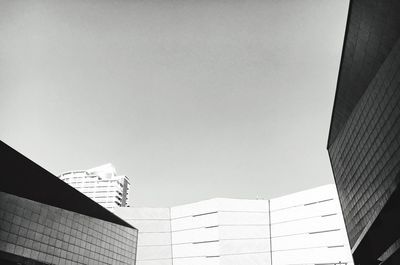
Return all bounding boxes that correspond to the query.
[0,0,349,207]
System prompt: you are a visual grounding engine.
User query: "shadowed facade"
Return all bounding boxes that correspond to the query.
[327,0,400,264]
[0,141,138,265]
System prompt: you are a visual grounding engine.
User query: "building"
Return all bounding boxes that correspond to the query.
[0,141,138,265]
[115,208,172,265]
[115,184,353,265]
[59,164,130,211]
[327,0,400,264]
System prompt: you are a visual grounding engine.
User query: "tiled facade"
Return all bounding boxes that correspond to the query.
[327,0,400,263]
[328,0,400,146]
[0,192,138,265]
[329,37,400,247]
[0,141,139,265]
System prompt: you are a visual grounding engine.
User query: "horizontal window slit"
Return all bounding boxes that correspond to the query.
[304,202,318,206]
[192,240,219,244]
[321,213,337,217]
[309,229,340,234]
[318,198,334,203]
[192,211,218,217]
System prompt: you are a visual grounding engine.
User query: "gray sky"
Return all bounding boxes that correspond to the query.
[0,0,349,207]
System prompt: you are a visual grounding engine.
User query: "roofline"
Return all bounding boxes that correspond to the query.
[58,170,88,176]
[0,141,136,230]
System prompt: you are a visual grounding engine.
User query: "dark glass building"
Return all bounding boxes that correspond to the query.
[0,141,138,265]
[327,0,400,264]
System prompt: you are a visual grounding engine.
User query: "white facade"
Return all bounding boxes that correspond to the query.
[59,163,130,210]
[115,207,173,265]
[115,184,353,265]
[269,185,352,265]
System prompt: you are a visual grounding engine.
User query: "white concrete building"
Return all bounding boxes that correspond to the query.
[59,163,130,210]
[115,184,353,265]
[115,207,173,265]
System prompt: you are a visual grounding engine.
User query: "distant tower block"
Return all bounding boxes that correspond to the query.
[59,163,130,210]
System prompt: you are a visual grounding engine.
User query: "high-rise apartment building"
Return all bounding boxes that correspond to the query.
[115,184,353,265]
[0,141,138,265]
[327,0,400,264]
[59,164,130,210]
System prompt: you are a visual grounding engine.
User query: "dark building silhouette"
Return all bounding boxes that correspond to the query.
[0,141,138,264]
[328,0,400,264]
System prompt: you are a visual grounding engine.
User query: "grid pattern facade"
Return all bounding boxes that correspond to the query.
[328,0,400,146]
[115,185,353,265]
[0,191,138,265]
[328,37,400,248]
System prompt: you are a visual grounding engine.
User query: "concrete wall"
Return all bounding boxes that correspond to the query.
[115,207,172,265]
[115,185,353,265]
